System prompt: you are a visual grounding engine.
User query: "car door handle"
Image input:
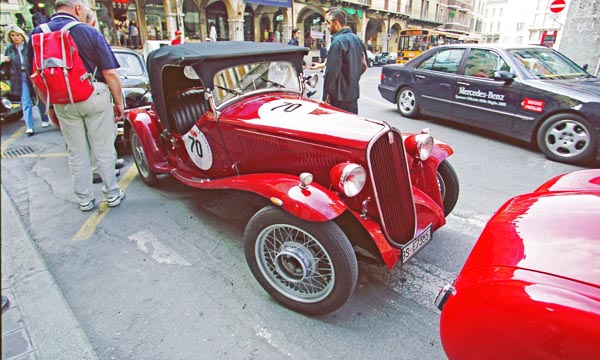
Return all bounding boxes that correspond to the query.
[415,75,426,79]
[457,81,470,86]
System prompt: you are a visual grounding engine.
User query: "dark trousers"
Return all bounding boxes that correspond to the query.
[330,99,358,114]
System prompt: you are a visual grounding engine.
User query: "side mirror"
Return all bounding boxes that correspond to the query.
[582,64,589,72]
[493,70,516,83]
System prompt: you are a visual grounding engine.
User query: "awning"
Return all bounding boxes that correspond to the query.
[245,0,292,8]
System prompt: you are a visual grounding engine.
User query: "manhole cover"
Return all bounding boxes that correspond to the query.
[2,146,35,159]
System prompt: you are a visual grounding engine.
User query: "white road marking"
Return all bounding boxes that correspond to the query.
[128,230,192,266]
[254,324,292,358]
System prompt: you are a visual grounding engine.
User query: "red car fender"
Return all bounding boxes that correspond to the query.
[344,186,446,270]
[127,109,171,173]
[172,172,348,222]
[441,267,600,360]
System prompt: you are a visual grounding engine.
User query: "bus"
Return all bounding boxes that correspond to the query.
[396,29,478,64]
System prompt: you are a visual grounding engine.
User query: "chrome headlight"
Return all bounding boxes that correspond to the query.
[330,163,367,197]
[1,98,12,110]
[405,128,434,161]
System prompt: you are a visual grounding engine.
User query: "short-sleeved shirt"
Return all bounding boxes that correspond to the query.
[28,13,119,83]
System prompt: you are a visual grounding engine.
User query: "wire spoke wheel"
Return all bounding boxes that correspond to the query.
[257,224,334,303]
[244,206,357,316]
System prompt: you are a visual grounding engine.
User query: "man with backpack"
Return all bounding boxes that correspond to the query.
[28,0,125,212]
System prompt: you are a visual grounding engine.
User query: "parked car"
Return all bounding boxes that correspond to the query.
[435,169,600,360]
[366,50,375,67]
[0,61,23,123]
[374,51,395,66]
[111,46,151,151]
[126,42,459,315]
[378,44,600,165]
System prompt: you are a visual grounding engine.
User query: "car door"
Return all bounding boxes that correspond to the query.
[452,48,522,131]
[412,48,466,118]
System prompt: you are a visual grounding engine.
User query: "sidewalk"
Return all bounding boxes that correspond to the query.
[1,185,98,360]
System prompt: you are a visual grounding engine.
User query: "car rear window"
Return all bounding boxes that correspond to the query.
[417,48,465,74]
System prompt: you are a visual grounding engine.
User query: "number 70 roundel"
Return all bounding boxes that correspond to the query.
[183,125,213,170]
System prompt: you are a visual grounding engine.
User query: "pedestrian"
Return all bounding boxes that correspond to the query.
[4,25,49,135]
[171,30,182,45]
[28,0,126,211]
[129,21,139,48]
[288,28,301,46]
[310,8,365,114]
[319,39,327,63]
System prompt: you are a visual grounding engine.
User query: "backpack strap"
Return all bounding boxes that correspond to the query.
[59,21,84,104]
[60,21,82,32]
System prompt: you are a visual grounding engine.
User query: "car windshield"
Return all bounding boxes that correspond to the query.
[212,61,299,106]
[114,52,145,77]
[509,48,589,80]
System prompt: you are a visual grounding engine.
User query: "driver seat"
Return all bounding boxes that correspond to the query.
[169,89,210,134]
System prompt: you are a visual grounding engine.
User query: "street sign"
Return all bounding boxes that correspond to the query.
[549,0,566,13]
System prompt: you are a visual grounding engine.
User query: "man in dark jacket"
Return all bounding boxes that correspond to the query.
[316,8,365,114]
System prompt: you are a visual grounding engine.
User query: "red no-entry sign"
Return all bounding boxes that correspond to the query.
[550,0,566,13]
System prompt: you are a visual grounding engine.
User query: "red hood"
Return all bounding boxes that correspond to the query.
[463,170,600,288]
[218,93,386,148]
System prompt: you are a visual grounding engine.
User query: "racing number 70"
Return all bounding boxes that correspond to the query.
[187,135,203,158]
[271,102,302,112]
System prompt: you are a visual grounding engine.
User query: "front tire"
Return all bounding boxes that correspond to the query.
[243,206,358,316]
[537,113,597,164]
[437,160,459,217]
[396,87,419,118]
[131,130,159,186]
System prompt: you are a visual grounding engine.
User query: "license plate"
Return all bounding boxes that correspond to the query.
[402,224,432,263]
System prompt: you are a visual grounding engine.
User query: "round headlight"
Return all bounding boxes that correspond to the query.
[415,133,434,160]
[1,98,12,110]
[330,163,367,197]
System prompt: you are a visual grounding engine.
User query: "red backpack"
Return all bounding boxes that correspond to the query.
[30,21,95,106]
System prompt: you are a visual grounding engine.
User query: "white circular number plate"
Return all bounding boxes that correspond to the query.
[183,125,213,170]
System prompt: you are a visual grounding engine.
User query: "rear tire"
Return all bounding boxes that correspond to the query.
[244,205,358,316]
[396,87,419,118]
[131,130,159,186]
[437,160,459,217]
[537,113,597,164]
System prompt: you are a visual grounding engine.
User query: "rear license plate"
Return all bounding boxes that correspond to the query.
[402,224,432,263]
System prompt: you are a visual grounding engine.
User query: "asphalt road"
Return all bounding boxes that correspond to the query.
[0,66,588,360]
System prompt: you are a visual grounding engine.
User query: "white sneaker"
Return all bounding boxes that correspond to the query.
[107,190,125,208]
[42,121,50,128]
[79,199,95,212]
[26,128,34,135]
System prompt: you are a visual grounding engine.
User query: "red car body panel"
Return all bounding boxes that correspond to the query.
[439,169,600,360]
[129,92,451,269]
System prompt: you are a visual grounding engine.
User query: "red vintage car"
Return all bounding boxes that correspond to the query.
[436,169,600,359]
[126,42,459,315]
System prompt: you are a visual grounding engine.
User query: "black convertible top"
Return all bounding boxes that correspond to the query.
[147,41,309,125]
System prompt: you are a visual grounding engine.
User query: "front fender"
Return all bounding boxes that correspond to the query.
[128,109,171,173]
[173,172,348,222]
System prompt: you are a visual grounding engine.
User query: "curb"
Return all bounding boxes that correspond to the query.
[1,185,99,360]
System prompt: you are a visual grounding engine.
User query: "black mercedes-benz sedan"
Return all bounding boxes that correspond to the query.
[378,44,600,165]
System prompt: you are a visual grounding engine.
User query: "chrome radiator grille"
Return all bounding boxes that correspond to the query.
[368,130,416,246]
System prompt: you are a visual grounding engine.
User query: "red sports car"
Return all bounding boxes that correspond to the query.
[436,169,600,359]
[126,42,459,315]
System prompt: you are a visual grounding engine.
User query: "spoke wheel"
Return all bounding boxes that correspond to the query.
[436,160,459,216]
[396,87,419,118]
[131,131,159,186]
[537,113,596,164]
[244,206,357,316]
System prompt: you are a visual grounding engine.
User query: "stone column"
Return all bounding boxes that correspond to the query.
[228,18,245,41]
